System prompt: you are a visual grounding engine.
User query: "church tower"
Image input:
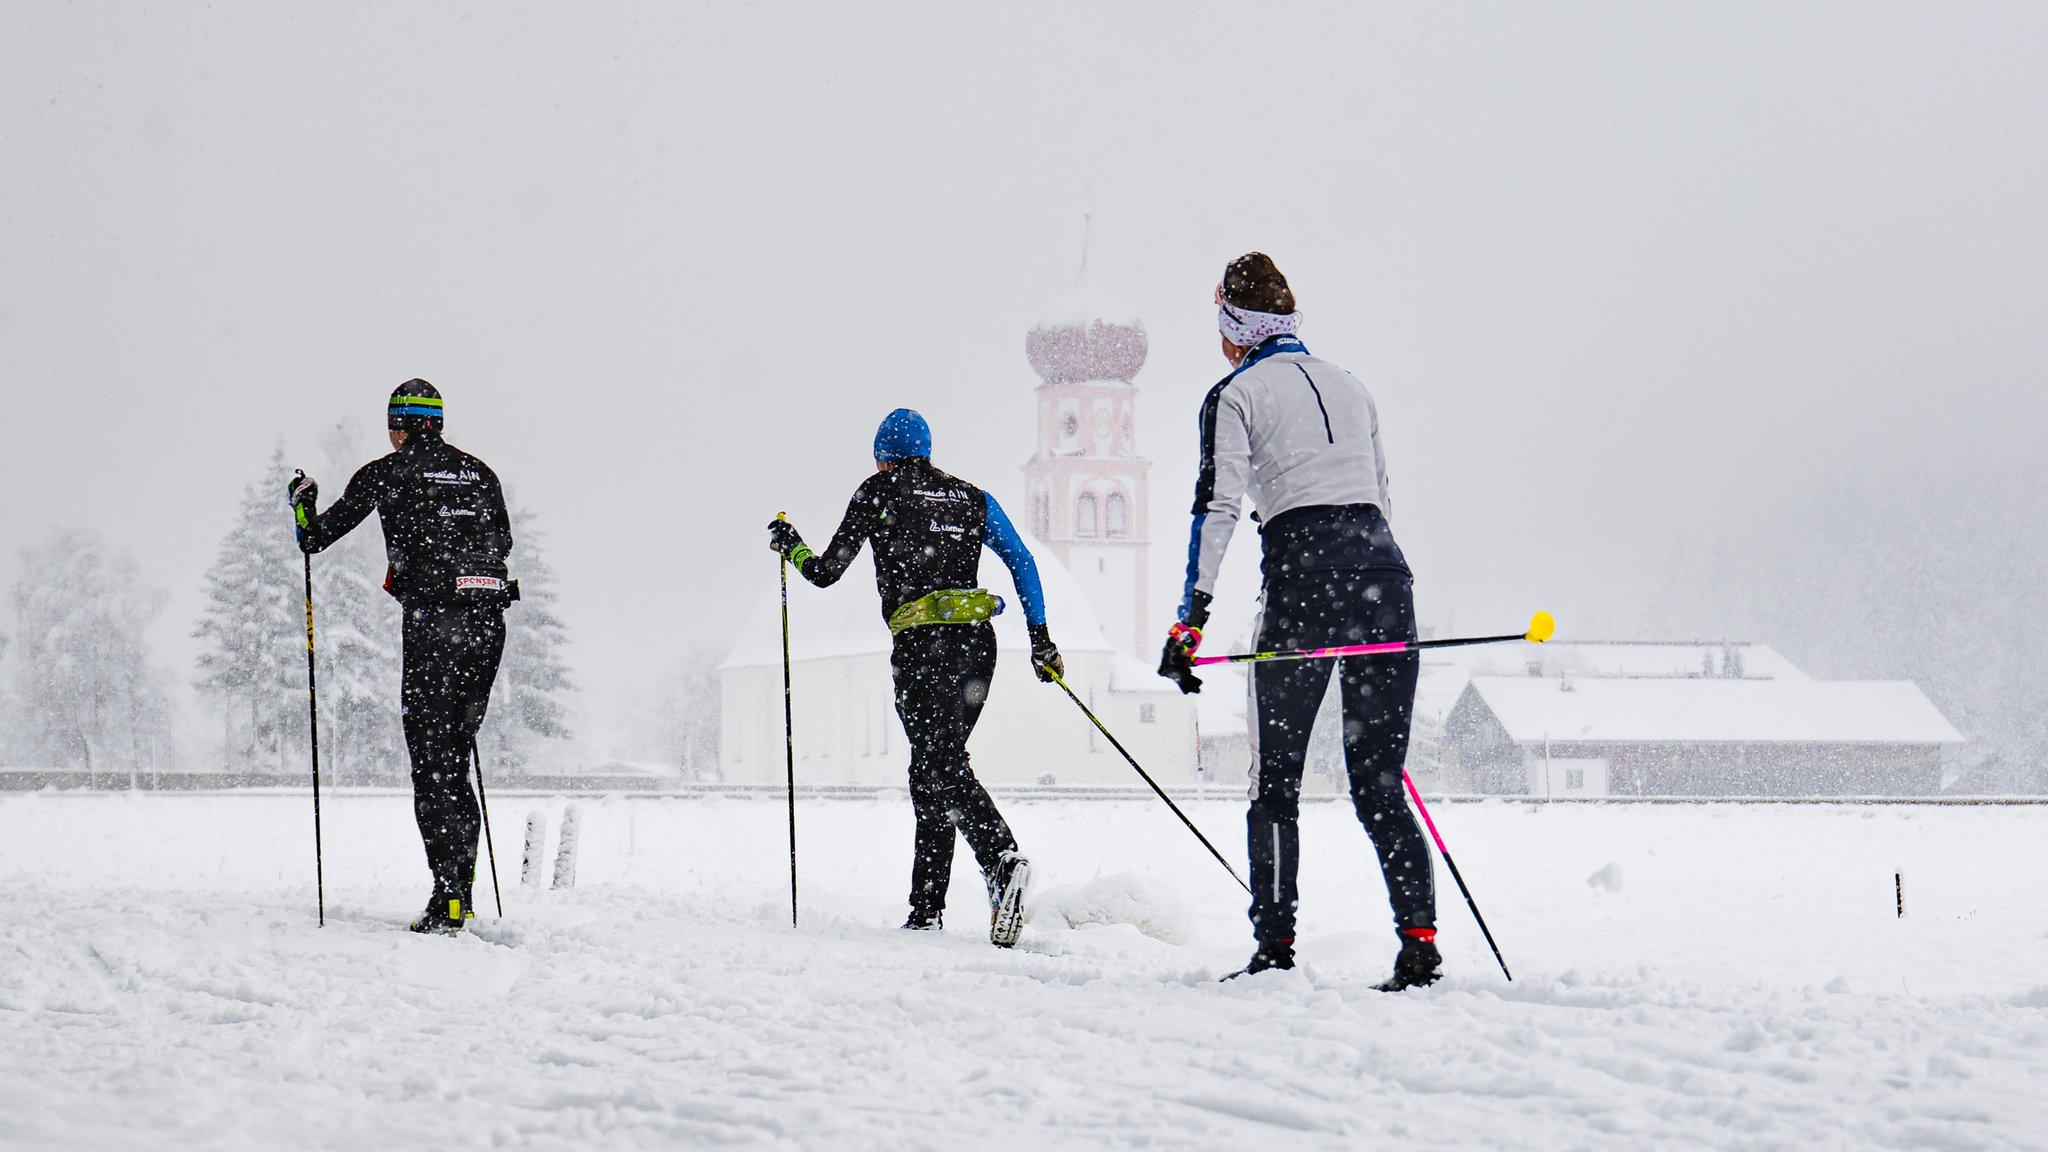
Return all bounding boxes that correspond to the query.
[1022,243,1152,655]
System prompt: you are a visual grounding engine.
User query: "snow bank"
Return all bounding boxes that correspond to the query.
[1032,872,1194,944]
[2,793,2045,1149]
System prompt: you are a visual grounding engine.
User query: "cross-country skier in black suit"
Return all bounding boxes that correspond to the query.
[767,408,1062,948]
[289,379,518,935]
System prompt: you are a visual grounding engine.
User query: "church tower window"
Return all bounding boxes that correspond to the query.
[1105,492,1126,539]
[1076,493,1098,538]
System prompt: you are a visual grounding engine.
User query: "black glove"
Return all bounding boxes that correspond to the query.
[1028,623,1064,683]
[287,472,318,535]
[1158,635,1203,695]
[1157,591,1210,695]
[766,517,809,563]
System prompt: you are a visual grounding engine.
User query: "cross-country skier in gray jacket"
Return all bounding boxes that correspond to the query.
[1159,252,1440,989]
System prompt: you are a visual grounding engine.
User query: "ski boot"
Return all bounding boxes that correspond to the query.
[409,893,474,936]
[902,909,943,932]
[987,851,1031,948]
[1222,938,1295,980]
[1375,927,1442,991]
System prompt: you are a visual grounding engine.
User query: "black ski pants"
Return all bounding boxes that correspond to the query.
[891,621,1019,920]
[1246,570,1434,944]
[400,602,506,903]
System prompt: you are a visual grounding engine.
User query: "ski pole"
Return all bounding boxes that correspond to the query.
[778,512,798,927]
[470,736,503,917]
[1048,672,1251,895]
[1401,769,1511,981]
[1192,611,1555,668]
[294,471,326,928]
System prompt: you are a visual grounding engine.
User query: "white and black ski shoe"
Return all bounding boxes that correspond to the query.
[987,851,1031,949]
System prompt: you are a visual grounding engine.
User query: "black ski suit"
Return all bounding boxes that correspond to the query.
[297,430,515,906]
[791,459,1044,921]
[1247,506,1432,942]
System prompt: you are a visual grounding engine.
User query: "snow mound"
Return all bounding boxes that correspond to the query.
[1033,873,1192,944]
[1586,862,1625,893]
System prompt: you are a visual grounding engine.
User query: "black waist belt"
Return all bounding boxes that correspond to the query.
[1260,503,1409,582]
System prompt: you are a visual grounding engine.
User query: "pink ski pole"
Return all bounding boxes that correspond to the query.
[1191,611,1553,668]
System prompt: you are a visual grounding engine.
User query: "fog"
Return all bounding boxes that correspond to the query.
[4,4,2045,781]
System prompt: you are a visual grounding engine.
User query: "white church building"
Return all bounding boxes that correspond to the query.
[717,264,1200,787]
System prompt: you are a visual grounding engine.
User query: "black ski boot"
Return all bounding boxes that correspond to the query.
[987,851,1031,948]
[1375,928,1442,991]
[409,893,473,936]
[1223,938,1295,980]
[902,910,943,932]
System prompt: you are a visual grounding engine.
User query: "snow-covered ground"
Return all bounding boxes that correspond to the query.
[2,791,2044,1150]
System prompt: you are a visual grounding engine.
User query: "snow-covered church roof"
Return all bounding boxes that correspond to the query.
[1024,261,1147,386]
[719,544,1118,670]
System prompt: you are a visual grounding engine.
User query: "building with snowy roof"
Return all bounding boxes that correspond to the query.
[1412,639,1808,731]
[1441,652,1963,797]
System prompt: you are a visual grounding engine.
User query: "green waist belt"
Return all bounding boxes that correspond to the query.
[888,588,1006,634]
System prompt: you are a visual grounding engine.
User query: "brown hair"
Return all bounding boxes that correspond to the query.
[1221,252,1295,315]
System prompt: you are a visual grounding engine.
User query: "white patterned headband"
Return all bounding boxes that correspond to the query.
[1216,284,1301,348]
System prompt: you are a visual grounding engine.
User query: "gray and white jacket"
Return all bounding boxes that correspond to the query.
[1178,335,1406,620]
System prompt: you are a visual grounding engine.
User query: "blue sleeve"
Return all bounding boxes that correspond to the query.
[982,493,1047,627]
[1179,511,1207,620]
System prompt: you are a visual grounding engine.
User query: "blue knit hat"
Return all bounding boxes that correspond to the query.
[873,408,932,462]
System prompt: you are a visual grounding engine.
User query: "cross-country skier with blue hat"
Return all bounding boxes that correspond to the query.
[767,409,1061,948]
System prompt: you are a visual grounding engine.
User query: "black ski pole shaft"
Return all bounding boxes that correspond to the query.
[1440,848,1510,981]
[296,473,326,929]
[1401,770,1510,980]
[1049,673,1250,895]
[778,513,798,927]
[471,736,503,917]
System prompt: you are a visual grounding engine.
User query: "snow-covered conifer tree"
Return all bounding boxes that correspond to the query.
[11,527,174,784]
[477,504,575,774]
[0,629,19,764]
[192,445,304,774]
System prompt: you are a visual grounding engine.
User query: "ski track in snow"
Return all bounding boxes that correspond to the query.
[2,794,2045,1150]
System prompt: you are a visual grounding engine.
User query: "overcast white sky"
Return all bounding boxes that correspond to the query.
[5,3,2045,755]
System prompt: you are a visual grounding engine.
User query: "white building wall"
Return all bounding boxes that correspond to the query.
[1066,544,1144,658]
[719,649,1195,788]
[1523,753,1612,798]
